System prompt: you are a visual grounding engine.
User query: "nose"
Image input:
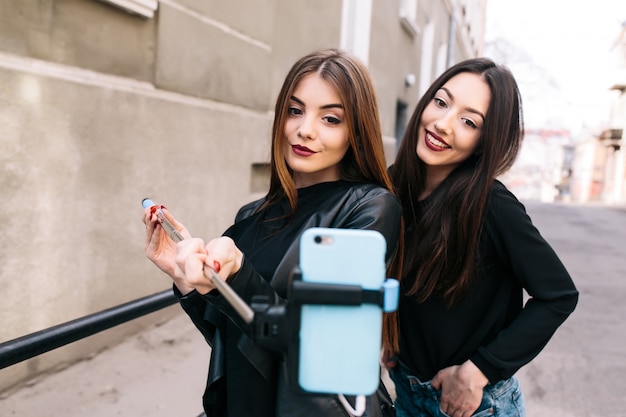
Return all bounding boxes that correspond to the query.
[297,115,317,140]
[434,111,454,134]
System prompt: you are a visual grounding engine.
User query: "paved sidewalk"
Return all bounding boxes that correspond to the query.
[0,311,210,417]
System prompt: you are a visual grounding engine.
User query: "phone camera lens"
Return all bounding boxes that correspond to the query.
[314,235,322,244]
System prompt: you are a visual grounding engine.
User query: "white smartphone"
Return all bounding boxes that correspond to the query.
[294,227,387,395]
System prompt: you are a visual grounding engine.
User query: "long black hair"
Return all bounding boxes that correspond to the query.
[394,57,523,303]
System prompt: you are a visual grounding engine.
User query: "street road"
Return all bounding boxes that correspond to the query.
[516,201,626,417]
[1,201,625,416]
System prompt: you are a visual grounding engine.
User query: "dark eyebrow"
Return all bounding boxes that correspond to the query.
[440,87,486,121]
[290,95,344,110]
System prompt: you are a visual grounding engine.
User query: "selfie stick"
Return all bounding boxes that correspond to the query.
[142,198,255,324]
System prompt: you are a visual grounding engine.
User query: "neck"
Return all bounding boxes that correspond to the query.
[421,166,453,200]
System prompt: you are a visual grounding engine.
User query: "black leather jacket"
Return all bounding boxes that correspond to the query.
[176,182,402,416]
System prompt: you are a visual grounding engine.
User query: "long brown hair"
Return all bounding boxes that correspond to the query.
[263,49,393,212]
[384,58,524,352]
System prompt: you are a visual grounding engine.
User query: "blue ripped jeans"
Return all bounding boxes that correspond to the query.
[389,362,525,417]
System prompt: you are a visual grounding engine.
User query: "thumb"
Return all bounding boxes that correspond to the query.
[430,372,441,390]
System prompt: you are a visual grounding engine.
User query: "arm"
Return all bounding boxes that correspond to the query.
[471,184,579,381]
[431,184,578,416]
[175,287,219,347]
[143,206,220,345]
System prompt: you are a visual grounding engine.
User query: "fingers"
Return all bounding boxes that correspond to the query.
[176,238,231,295]
[439,406,474,417]
[175,238,208,279]
[440,399,473,417]
[142,204,161,226]
[142,205,190,240]
[142,206,154,229]
[430,370,443,390]
[160,207,192,240]
[173,237,242,295]
[143,207,161,251]
[439,404,461,417]
[204,237,243,281]
[436,365,483,417]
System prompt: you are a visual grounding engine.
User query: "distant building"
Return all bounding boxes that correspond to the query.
[570,132,613,202]
[605,22,626,204]
[571,22,626,204]
[500,129,573,202]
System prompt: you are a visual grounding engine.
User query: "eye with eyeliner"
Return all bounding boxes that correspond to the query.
[323,114,343,125]
[462,118,479,129]
[433,97,447,108]
[288,105,303,116]
[287,99,344,126]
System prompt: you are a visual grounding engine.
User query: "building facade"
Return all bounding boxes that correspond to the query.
[0,0,486,392]
[604,23,626,204]
[570,22,626,205]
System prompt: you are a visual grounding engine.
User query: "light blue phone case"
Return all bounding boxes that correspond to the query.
[298,227,386,395]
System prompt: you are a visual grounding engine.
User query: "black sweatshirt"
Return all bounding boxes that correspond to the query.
[397,180,579,383]
[177,180,402,417]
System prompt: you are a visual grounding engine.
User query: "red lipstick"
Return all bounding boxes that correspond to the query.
[292,144,316,156]
[424,131,451,151]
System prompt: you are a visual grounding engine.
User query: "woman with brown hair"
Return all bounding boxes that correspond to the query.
[144,49,401,417]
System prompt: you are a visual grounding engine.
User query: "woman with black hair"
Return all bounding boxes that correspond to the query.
[384,58,578,417]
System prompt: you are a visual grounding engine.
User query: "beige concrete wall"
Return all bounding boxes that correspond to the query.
[0,0,484,393]
[0,0,344,392]
[155,1,273,110]
[0,0,157,80]
[0,59,272,390]
[370,0,417,139]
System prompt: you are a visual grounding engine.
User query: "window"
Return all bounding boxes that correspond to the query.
[395,100,409,149]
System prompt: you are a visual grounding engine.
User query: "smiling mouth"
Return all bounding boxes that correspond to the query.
[292,144,316,156]
[426,132,451,149]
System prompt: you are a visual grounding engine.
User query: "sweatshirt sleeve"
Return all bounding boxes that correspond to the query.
[174,285,218,347]
[471,183,579,382]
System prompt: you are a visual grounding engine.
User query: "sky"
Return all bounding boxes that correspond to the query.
[483,1,626,137]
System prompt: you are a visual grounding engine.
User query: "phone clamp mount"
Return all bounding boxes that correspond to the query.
[248,268,399,415]
[249,268,399,356]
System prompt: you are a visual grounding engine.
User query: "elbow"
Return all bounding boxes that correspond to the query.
[555,288,579,317]
[566,289,579,314]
